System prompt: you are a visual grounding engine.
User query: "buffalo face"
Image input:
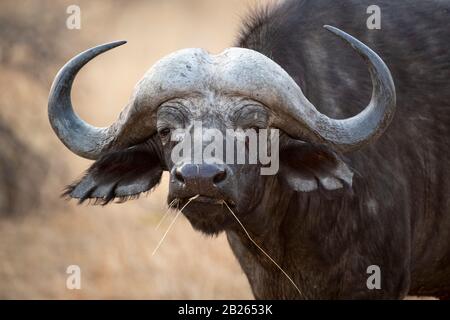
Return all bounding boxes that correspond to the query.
[157,95,273,234]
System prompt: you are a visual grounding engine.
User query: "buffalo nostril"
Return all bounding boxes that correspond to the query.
[213,169,227,184]
[174,167,185,183]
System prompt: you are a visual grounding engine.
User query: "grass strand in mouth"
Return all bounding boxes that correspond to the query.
[222,200,304,298]
[155,198,179,231]
[152,195,200,256]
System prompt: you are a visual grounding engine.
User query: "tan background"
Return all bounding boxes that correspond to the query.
[0,0,274,299]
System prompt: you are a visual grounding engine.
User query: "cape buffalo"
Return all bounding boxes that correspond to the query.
[48,0,450,299]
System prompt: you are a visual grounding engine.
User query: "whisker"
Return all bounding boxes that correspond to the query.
[222,201,304,298]
[155,198,179,231]
[152,195,200,256]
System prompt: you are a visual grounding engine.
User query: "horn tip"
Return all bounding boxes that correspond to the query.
[112,40,127,46]
[98,40,127,52]
[323,25,338,33]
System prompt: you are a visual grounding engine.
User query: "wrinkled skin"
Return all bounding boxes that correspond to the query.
[155,94,350,236]
[63,0,450,299]
[158,95,267,235]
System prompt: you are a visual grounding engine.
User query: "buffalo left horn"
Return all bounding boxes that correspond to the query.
[48,41,130,160]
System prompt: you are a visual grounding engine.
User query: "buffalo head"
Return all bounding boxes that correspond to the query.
[49,26,395,235]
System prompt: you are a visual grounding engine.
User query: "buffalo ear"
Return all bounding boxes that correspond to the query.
[64,143,163,205]
[279,141,353,193]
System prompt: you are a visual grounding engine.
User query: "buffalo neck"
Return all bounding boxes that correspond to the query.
[225,178,352,299]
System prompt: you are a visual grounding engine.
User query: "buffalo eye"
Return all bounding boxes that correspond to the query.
[158,127,171,139]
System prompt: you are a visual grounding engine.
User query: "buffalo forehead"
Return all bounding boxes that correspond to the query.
[135,47,290,102]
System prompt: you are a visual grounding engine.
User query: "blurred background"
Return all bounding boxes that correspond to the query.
[0,0,271,299]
